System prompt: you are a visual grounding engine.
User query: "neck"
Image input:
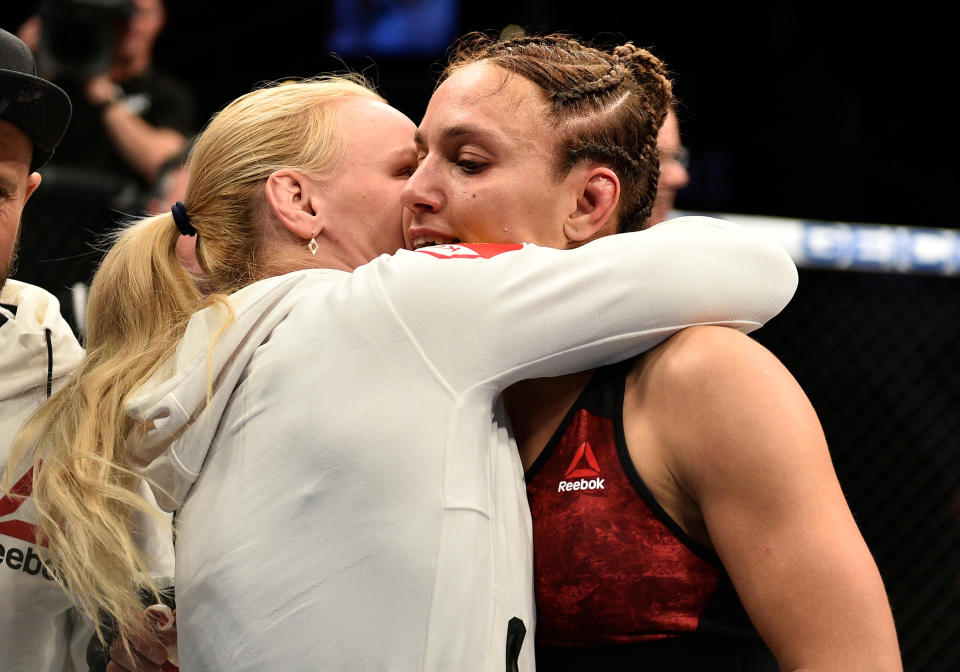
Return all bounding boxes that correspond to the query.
[258,249,354,278]
[504,370,593,469]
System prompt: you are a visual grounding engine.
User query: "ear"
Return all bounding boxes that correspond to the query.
[562,165,620,244]
[23,172,41,205]
[264,169,323,240]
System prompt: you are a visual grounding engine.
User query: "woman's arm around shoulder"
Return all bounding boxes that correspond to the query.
[374,217,798,390]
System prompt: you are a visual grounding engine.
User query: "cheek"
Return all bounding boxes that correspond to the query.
[0,209,18,238]
[0,213,18,264]
[455,189,506,241]
[376,184,407,234]
[354,181,403,216]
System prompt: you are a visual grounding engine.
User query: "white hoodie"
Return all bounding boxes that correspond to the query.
[125,217,798,672]
[0,279,175,672]
[0,281,88,671]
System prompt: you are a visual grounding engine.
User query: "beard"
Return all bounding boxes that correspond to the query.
[0,225,21,296]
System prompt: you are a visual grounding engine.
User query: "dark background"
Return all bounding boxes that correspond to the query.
[3,2,958,670]
[2,0,956,229]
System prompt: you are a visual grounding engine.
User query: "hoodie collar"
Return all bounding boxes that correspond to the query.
[0,280,83,402]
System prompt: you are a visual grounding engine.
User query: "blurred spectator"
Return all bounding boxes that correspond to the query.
[13,0,195,336]
[648,107,690,225]
[1,25,90,671]
[19,0,194,186]
[145,140,207,285]
[144,139,190,214]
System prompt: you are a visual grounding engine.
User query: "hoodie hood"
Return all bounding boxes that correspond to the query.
[0,280,83,403]
[125,270,338,512]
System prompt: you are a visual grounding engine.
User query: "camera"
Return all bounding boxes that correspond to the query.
[37,0,135,81]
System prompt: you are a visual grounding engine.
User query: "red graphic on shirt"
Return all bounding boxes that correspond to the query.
[564,442,602,479]
[415,243,523,259]
[0,466,41,545]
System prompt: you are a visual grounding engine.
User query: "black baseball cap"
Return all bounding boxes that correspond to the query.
[0,27,72,171]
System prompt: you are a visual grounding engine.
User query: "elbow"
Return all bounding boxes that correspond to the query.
[761,241,799,321]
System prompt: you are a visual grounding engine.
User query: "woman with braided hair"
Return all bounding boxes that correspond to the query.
[403,32,902,671]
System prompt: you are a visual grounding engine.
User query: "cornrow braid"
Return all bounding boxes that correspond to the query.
[479,34,584,54]
[445,32,675,231]
[555,65,627,104]
[612,42,673,125]
[567,143,641,176]
[619,138,663,230]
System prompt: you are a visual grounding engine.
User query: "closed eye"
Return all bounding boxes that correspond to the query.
[456,159,485,174]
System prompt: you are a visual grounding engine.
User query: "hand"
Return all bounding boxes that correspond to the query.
[106,610,178,672]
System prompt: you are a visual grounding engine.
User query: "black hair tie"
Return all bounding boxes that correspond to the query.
[171,201,196,237]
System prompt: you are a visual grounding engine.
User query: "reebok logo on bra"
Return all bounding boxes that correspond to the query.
[558,442,605,492]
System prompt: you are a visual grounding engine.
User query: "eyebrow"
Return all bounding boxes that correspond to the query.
[414,125,501,146]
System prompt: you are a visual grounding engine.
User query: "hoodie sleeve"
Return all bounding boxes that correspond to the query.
[371,216,798,394]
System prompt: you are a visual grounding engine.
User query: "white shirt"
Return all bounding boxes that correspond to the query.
[0,281,91,672]
[0,280,175,671]
[126,217,798,671]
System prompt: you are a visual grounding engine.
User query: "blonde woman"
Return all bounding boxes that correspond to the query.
[5,75,797,670]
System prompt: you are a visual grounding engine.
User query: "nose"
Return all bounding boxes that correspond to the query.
[401,159,442,215]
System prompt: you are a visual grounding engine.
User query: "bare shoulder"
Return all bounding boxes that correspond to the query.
[628,325,824,494]
[628,329,902,671]
[629,325,799,417]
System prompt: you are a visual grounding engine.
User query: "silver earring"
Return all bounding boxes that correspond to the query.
[308,236,319,255]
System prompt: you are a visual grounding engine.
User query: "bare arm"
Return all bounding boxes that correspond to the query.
[648,326,901,672]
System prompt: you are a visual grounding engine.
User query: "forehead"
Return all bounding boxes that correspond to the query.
[336,97,416,158]
[0,119,33,174]
[421,62,554,150]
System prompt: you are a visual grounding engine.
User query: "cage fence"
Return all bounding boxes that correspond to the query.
[752,265,960,672]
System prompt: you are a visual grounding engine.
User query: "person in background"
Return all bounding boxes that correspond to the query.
[144,141,205,286]
[0,26,173,672]
[649,107,690,225]
[18,0,193,186]
[14,0,195,335]
[402,32,902,671]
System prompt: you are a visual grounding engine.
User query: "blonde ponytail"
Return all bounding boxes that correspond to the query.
[5,212,202,646]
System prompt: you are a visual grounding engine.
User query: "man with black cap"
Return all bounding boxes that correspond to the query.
[0,26,174,671]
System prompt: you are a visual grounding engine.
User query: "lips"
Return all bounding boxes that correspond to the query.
[409,233,462,249]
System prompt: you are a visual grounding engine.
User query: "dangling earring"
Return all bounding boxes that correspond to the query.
[308,232,319,256]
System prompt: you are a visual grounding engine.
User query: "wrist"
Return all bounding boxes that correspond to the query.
[93,84,125,111]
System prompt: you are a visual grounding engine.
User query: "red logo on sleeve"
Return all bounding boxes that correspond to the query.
[0,466,41,545]
[415,243,523,260]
